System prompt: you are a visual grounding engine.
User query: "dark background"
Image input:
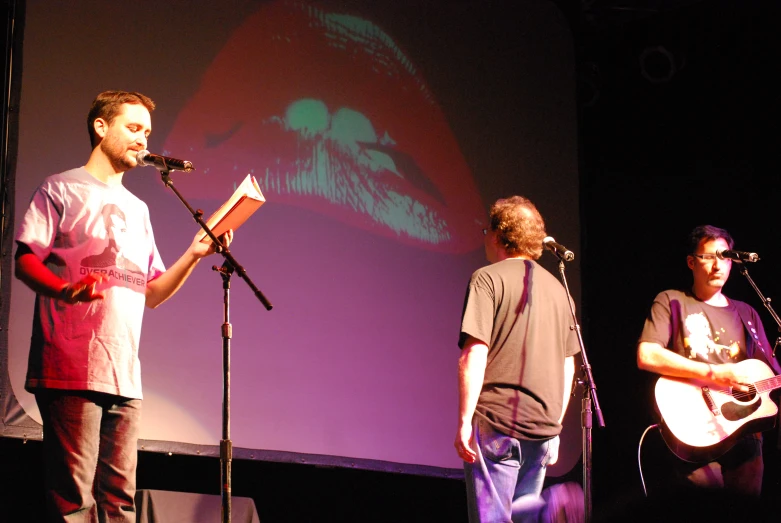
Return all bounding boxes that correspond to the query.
[579,0,781,519]
[2,0,781,521]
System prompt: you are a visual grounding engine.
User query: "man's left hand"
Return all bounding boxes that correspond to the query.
[454,422,477,463]
[191,229,234,258]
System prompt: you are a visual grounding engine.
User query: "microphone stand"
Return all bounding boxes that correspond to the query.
[158,170,273,523]
[736,262,781,363]
[550,253,604,523]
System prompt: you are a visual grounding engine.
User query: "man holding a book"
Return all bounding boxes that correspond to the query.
[14,90,233,522]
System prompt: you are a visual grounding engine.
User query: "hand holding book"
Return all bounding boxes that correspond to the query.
[198,174,266,243]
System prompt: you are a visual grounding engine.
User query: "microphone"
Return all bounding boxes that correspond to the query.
[543,236,575,262]
[136,150,194,172]
[717,249,760,263]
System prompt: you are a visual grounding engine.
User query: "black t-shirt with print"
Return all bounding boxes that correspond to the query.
[640,289,748,364]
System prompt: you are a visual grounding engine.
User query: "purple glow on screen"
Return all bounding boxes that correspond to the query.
[3,0,580,475]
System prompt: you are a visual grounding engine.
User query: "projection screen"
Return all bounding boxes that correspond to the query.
[1,0,580,476]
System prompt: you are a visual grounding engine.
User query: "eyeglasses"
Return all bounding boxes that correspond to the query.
[692,253,730,262]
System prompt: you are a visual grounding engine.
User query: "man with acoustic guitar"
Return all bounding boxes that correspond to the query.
[637,224,781,496]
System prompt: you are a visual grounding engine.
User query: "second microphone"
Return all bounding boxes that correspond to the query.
[543,236,575,261]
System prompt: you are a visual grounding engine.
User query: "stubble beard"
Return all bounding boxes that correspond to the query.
[101,135,136,173]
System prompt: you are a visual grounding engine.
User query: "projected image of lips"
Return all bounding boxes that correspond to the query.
[163,0,484,253]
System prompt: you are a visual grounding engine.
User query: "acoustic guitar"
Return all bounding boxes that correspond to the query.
[654,359,780,462]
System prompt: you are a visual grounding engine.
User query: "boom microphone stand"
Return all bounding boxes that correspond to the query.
[546,247,605,523]
[736,261,781,365]
[735,259,781,461]
[156,168,273,523]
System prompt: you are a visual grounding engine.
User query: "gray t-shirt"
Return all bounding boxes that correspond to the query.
[639,289,748,364]
[459,258,580,440]
[16,167,166,399]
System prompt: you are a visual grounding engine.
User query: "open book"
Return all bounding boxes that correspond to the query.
[198,174,266,243]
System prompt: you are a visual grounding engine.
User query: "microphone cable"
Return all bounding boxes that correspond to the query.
[638,423,660,497]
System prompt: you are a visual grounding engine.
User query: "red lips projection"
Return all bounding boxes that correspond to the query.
[162,0,484,253]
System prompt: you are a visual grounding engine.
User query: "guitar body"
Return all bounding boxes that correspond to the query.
[655,359,779,463]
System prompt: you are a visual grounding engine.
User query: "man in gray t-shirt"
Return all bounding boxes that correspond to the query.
[456,196,579,523]
[15,91,233,522]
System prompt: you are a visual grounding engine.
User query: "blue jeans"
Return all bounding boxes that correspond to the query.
[465,417,558,523]
[35,390,141,523]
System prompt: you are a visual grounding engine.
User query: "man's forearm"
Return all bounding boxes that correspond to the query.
[15,252,68,298]
[637,341,712,379]
[458,342,488,427]
[559,356,575,424]
[145,230,233,309]
[145,250,200,308]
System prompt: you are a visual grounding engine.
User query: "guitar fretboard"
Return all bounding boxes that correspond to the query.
[755,375,781,394]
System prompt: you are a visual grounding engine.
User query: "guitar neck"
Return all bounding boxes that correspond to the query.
[756,375,781,394]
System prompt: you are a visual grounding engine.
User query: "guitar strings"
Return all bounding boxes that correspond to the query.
[705,376,780,401]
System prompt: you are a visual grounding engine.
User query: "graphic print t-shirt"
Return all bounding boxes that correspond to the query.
[639,290,748,364]
[15,167,166,399]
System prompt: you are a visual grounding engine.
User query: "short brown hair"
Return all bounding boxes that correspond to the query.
[87,91,155,148]
[489,196,546,259]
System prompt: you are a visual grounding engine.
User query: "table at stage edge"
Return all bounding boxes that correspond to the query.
[135,489,261,523]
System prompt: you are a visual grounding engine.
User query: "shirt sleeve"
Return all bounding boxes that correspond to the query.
[143,205,166,282]
[458,270,494,349]
[638,291,674,348]
[745,305,781,374]
[15,183,60,261]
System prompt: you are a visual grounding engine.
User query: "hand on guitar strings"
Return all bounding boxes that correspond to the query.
[708,362,751,393]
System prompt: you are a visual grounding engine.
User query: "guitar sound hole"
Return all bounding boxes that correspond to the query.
[730,384,757,403]
[722,387,761,422]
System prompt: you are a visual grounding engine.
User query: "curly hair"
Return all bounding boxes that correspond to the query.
[688,225,734,254]
[87,90,155,148]
[488,196,546,259]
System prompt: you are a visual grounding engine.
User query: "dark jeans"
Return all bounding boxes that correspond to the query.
[36,390,141,523]
[677,434,763,497]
